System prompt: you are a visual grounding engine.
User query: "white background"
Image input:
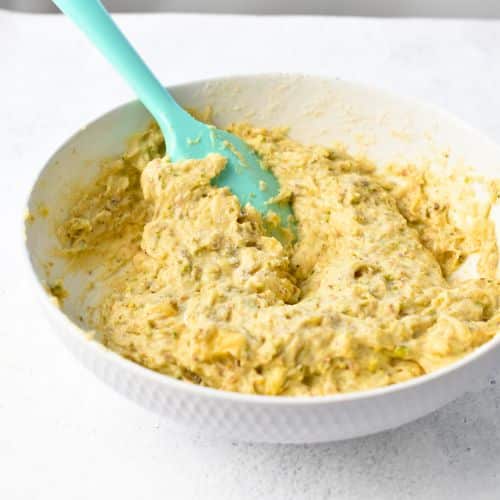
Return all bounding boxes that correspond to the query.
[3,0,500,16]
[2,10,500,500]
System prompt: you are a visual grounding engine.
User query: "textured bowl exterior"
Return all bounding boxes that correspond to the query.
[40,292,500,443]
[25,74,500,443]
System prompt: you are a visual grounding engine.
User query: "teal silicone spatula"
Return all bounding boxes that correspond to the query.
[52,0,295,240]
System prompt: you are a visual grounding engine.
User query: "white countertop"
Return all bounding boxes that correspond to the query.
[3,10,500,500]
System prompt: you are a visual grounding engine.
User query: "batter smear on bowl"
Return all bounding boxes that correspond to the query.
[56,122,500,396]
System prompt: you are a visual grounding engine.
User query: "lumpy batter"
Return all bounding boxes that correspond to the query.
[57,122,500,395]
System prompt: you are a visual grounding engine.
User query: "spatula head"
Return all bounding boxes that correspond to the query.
[164,118,296,243]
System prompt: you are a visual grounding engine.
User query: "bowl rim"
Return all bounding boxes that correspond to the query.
[23,71,500,406]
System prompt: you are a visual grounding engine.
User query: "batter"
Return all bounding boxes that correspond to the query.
[57,122,500,396]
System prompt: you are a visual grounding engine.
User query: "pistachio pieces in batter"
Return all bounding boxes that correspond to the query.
[57,122,500,396]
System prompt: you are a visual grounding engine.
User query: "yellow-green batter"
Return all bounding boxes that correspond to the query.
[57,122,500,396]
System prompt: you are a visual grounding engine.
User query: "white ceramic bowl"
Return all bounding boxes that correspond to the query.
[24,74,500,443]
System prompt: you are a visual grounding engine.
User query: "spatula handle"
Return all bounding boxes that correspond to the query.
[52,0,185,139]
